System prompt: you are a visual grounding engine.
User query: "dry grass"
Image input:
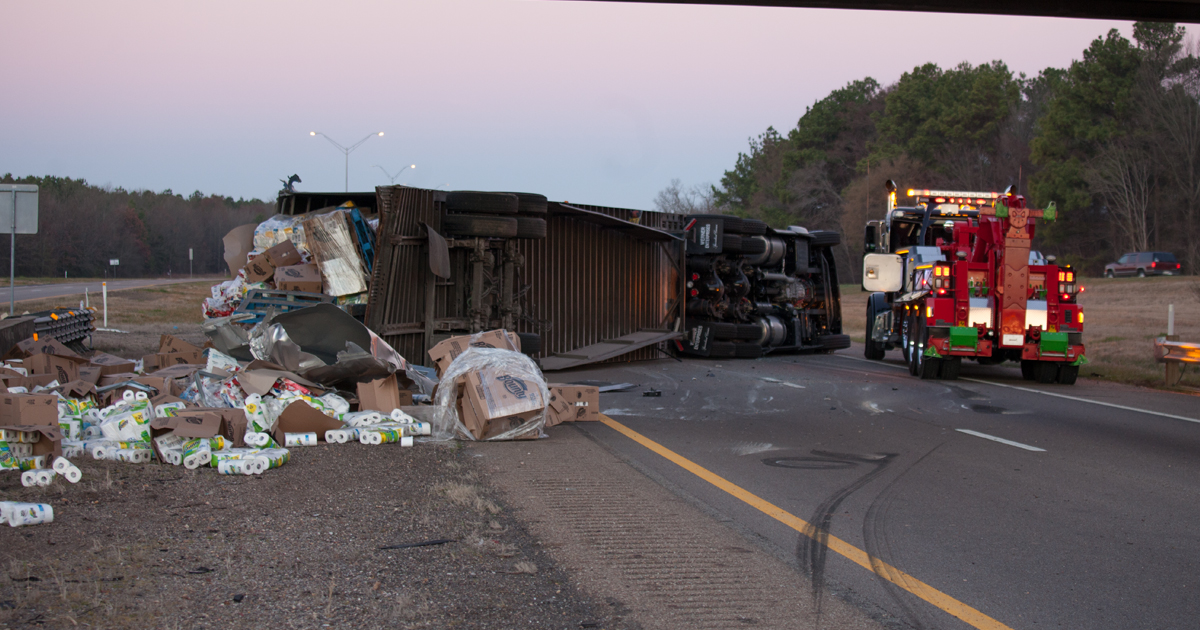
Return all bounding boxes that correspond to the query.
[839,276,1200,389]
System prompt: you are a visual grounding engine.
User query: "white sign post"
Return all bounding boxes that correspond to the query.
[109,258,119,280]
[189,248,193,279]
[0,184,38,315]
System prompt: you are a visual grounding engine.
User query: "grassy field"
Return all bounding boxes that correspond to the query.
[840,276,1200,389]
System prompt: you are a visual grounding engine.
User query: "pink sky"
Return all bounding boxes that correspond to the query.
[2,0,1134,208]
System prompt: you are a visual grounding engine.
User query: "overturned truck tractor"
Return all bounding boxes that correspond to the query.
[861,183,1086,384]
[680,214,849,359]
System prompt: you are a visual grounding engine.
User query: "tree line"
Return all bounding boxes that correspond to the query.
[661,22,1200,278]
[0,175,272,278]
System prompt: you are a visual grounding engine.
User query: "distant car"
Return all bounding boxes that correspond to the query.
[1104,252,1182,278]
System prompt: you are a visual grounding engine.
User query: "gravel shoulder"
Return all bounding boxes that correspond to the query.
[0,441,639,629]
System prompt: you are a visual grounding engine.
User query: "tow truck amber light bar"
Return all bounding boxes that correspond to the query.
[907,190,1002,205]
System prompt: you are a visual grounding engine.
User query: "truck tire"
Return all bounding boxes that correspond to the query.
[734,342,763,358]
[514,216,547,239]
[517,332,542,355]
[1020,360,1037,380]
[721,234,743,255]
[912,318,941,379]
[445,191,519,214]
[864,293,887,361]
[712,215,745,234]
[441,214,519,238]
[810,230,841,247]
[504,192,548,215]
[939,356,961,380]
[709,341,738,358]
[1057,364,1079,385]
[739,219,768,235]
[817,334,851,352]
[698,320,739,340]
[1034,361,1058,384]
[901,311,914,368]
[734,323,762,341]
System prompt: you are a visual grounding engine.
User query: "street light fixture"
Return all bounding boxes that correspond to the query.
[309,131,384,192]
[374,164,416,184]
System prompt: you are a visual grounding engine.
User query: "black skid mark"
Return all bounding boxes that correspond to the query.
[794,451,898,621]
[861,442,946,630]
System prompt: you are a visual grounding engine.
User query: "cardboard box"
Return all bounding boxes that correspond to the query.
[25,352,86,383]
[159,334,204,355]
[55,381,99,404]
[428,330,521,377]
[0,394,59,427]
[274,264,322,293]
[263,239,302,269]
[89,352,138,377]
[270,401,343,445]
[547,384,600,425]
[141,349,205,372]
[455,364,545,440]
[1,374,59,391]
[0,425,62,459]
[356,374,413,413]
[243,240,302,283]
[77,365,103,385]
[4,338,79,360]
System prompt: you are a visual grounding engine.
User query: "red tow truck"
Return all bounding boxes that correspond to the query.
[861,183,1086,384]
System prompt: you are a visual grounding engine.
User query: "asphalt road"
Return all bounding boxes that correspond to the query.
[4,278,206,304]
[558,347,1200,630]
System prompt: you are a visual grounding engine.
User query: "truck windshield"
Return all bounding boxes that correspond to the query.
[890,220,921,250]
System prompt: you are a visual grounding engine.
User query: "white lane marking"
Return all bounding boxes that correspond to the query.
[956,429,1046,452]
[760,376,805,389]
[836,354,1200,425]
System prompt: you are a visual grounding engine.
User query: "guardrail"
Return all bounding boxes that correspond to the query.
[1155,336,1200,385]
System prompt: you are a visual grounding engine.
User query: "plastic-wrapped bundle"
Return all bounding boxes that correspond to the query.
[431,338,548,442]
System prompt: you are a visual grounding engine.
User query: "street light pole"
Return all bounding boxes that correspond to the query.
[310,131,384,192]
[373,164,416,184]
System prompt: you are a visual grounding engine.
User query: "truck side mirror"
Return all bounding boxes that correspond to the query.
[864,224,878,254]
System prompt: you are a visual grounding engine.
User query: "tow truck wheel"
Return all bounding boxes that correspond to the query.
[1034,361,1058,384]
[912,317,941,379]
[939,357,961,380]
[1057,364,1079,385]
[901,312,913,367]
[1020,360,1037,381]
[864,294,886,361]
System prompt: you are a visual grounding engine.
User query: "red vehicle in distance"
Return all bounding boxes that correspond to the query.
[1104,252,1181,278]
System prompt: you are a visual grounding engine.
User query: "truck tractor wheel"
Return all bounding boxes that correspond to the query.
[809,230,841,247]
[1057,364,1079,385]
[721,234,744,255]
[939,356,961,380]
[864,294,887,361]
[516,332,542,355]
[441,214,519,238]
[1034,361,1058,384]
[445,191,520,214]
[503,192,548,214]
[817,334,851,353]
[1020,360,1037,381]
[1105,270,1115,278]
[514,216,547,239]
[712,215,745,234]
[1137,269,1146,278]
[739,219,768,236]
[734,342,763,358]
[708,341,738,358]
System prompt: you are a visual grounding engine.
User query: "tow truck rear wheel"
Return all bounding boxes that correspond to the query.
[1020,360,1037,381]
[1057,364,1079,385]
[1034,361,1058,384]
[864,293,886,361]
[912,318,941,379]
[901,311,913,367]
[939,357,961,380]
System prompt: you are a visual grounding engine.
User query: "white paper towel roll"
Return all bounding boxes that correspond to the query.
[64,467,82,484]
[20,471,37,487]
[34,470,55,486]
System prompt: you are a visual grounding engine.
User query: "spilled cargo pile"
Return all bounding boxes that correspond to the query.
[206,202,376,320]
[1,321,600,528]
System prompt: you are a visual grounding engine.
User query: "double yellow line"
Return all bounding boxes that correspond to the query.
[601,415,1014,630]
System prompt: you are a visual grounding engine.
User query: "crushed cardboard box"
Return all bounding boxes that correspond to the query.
[428,330,520,377]
[546,384,600,426]
[274,264,322,293]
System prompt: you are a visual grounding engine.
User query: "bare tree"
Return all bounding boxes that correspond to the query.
[653,179,717,214]
[1145,38,1200,272]
[1084,139,1154,253]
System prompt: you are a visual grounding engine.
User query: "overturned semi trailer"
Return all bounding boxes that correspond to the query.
[365,185,685,370]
